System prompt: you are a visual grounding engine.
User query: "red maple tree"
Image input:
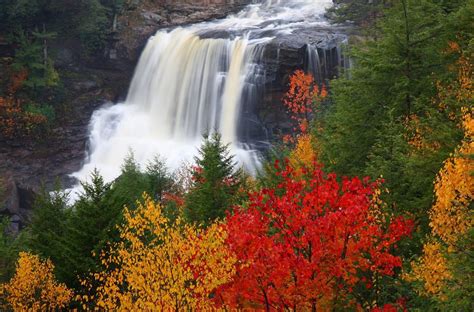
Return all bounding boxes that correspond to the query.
[217,162,413,311]
[283,70,327,136]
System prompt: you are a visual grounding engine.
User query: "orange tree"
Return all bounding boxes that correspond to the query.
[0,69,48,139]
[0,252,73,311]
[283,70,327,136]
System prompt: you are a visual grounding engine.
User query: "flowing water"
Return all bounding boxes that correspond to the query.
[69,0,334,192]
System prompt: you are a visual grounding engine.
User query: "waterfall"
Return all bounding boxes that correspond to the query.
[69,0,334,192]
[305,39,351,83]
[125,30,254,144]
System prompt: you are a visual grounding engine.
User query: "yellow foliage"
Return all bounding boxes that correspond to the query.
[430,108,474,246]
[404,114,441,152]
[408,110,473,300]
[407,43,473,300]
[289,133,318,171]
[406,241,451,298]
[0,252,73,311]
[82,194,236,311]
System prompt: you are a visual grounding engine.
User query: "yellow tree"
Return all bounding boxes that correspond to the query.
[0,252,73,311]
[289,133,318,173]
[81,194,236,311]
[430,109,473,246]
[407,43,473,299]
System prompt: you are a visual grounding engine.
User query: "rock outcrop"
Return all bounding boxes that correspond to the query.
[238,26,350,147]
[109,0,254,67]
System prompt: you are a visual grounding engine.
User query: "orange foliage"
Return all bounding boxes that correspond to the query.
[406,43,473,300]
[0,96,47,139]
[0,252,73,311]
[0,69,47,139]
[9,69,28,94]
[430,108,473,246]
[436,41,473,118]
[283,70,327,135]
[404,114,441,151]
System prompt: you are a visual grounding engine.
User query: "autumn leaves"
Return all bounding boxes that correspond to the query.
[219,165,413,310]
[0,253,72,311]
[82,196,236,310]
[0,70,416,311]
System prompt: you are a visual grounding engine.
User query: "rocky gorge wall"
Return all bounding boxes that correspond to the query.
[110,0,254,66]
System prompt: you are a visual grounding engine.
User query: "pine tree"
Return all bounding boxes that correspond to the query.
[27,186,71,284]
[145,155,173,202]
[319,0,467,228]
[61,155,174,288]
[0,217,28,283]
[107,153,173,211]
[63,169,117,288]
[184,133,242,226]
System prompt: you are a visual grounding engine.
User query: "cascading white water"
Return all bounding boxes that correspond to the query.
[70,0,333,191]
[126,30,254,143]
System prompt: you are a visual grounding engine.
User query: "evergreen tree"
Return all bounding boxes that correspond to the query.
[145,155,173,202]
[0,217,28,283]
[61,155,174,288]
[319,0,465,227]
[256,144,290,192]
[184,133,242,226]
[63,170,117,288]
[440,228,474,311]
[107,153,173,210]
[27,186,71,283]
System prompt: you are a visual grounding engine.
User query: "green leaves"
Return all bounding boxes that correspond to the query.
[184,133,243,227]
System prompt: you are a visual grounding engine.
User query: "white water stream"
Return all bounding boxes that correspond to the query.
[69,0,333,193]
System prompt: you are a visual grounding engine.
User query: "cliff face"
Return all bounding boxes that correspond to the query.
[238,27,350,149]
[110,0,254,66]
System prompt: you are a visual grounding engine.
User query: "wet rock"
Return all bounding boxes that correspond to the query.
[0,174,20,216]
[248,27,350,142]
[55,47,75,67]
[142,12,163,24]
[73,80,100,92]
[114,1,253,65]
[9,214,21,235]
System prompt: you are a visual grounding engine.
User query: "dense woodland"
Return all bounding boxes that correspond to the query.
[0,0,128,140]
[0,0,473,311]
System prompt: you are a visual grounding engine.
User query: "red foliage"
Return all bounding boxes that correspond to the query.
[372,304,398,312]
[162,192,185,208]
[0,96,47,139]
[372,298,408,312]
[191,165,205,183]
[0,68,47,139]
[283,70,327,135]
[218,163,413,310]
[9,68,28,94]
